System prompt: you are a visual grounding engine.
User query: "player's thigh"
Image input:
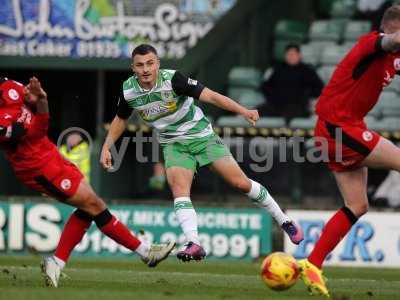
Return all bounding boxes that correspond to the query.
[162,142,197,171]
[362,137,400,171]
[333,167,368,217]
[208,156,251,192]
[165,166,194,198]
[194,134,231,168]
[67,181,107,216]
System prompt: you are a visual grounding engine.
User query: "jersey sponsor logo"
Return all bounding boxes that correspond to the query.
[3,114,12,119]
[60,179,72,190]
[362,131,373,142]
[341,159,357,167]
[188,78,197,86]
[143,105,169,116]
[17,106,32,125]
[139,102,177,121]
[394,58,400,71]
[8,89,19,101]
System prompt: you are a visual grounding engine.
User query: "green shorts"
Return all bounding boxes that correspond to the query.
[161,134,231,171]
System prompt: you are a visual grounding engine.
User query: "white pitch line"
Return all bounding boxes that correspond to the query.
[3,266,400,285]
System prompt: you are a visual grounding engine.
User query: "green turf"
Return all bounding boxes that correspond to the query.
[0,255,399,300]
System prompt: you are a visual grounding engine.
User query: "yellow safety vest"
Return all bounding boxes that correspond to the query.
[60,142,91,183]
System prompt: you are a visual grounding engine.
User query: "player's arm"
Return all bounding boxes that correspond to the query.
[199,89,259,126]
[100,91,132,170]
[381,31,400,52]
[171,71,259,126]
[27,77,48,114]
[23,77,49,139]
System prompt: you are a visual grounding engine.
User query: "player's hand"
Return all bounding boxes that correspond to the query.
[242,109,259,126]
[27,77,47,100]
[100,147,113,170]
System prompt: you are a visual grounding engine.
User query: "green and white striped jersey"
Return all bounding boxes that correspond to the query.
[117,69,213,143]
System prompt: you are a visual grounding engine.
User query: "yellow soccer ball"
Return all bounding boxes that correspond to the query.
[261,252,300,291]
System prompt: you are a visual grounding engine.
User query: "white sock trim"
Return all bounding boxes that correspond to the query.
[174,197,200,244]
[246,179,261,199]
[135,241,150,258]
[247,179,290,226]
[174,196,191,203]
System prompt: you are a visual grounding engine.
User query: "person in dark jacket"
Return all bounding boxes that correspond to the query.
[259,44,323,122]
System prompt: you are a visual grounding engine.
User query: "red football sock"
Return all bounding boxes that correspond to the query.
[308,207,358,269]
[95,210,141,251]
[54,210,92,262]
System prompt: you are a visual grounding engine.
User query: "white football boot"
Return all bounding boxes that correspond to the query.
[41,256,61,287]
[141,241,176,267]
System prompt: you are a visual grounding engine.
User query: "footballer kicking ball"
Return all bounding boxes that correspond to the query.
[261,252,300,291]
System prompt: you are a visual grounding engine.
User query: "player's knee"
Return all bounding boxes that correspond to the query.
[350,202,369,217]
[232,178,251,193]
[81,193,106,215]
[358,202,369,216]
[168,181,189,198]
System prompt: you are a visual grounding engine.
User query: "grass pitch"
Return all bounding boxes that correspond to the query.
[0,255,398,300]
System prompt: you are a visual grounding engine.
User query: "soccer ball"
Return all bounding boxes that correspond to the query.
[261,252,300,291]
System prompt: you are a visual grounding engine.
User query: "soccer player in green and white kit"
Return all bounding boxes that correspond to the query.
[100,44,303,261]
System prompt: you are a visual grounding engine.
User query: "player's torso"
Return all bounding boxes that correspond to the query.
[0,105,30,126]
[123,70,187,123]
[123,69,212,142]
[316,40,400,125]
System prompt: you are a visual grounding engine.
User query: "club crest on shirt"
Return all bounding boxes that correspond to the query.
[8,89,19,101]
[61,179,72,190]
[161,90,174,102]
[362,131,373,142]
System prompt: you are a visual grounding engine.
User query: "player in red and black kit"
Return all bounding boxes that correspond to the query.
[299,5,400,297]
[0,77,174,287]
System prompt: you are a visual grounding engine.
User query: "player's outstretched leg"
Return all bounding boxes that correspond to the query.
[246,179,303,244]
[41,209,92,287]
[208,157,303,244]
[42,181,175,287]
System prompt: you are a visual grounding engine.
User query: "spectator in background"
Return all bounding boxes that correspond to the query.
[258,44,323,122]
[59,132,91,183]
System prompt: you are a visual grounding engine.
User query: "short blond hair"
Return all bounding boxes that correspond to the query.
[381,5,400,30]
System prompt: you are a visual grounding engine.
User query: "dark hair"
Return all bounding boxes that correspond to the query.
[285,44,300,53]
[131,44,158,59]
[381,5,400,29]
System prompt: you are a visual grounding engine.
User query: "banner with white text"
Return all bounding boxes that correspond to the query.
[0,0,236,59]
[284,210,400,268]
[0,202,271,260]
